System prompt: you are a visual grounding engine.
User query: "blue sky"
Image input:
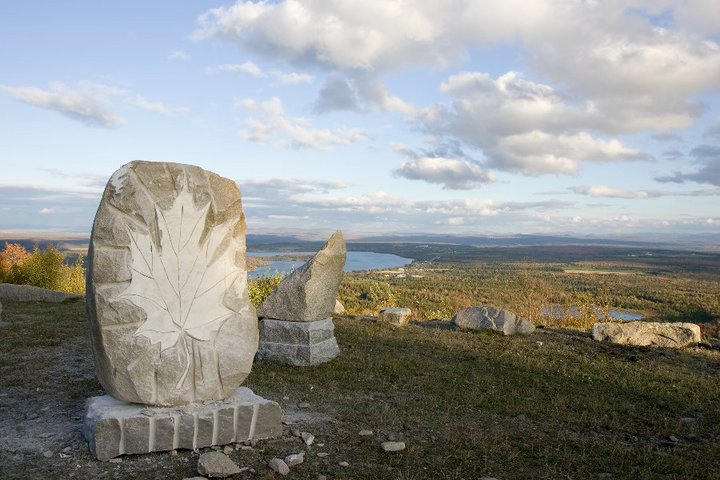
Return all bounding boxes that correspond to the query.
[1,0,719,239]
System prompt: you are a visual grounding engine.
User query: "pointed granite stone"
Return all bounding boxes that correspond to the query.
[257,231,347,322]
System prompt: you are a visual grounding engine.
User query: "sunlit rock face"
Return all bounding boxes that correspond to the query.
[86,161,258,406]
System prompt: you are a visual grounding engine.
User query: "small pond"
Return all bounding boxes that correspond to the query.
[541,305,644,321]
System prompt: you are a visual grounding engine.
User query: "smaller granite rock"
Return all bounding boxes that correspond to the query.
[378,308,412,327]
[334,299,346,315]
[197,452,241,478]
[359,429,373,436]
[284,452,305,467]
[452,306,535,335]
[268,458,290,476]
[592,321,701,348]
[339,461,350,467]
[381,441,406,452]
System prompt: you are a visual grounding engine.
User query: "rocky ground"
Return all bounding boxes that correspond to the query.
[1,300,719,479]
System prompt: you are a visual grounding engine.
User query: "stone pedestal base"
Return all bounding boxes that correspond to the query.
[256,317,340,366]
[83,387,282,461]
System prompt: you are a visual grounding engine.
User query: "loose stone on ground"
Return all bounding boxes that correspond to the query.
[196,451,241,478]
[284,451,305,467]
[381,441,406,452]
[301,431,315,445]
[268,458,290,475]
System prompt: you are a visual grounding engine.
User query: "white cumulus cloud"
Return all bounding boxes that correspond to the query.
[236,96,366,150]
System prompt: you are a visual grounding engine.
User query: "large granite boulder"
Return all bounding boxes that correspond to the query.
[452,306,535,335]
[593,321,701,348]
[86,161,258,406]
[0,283,81,303]
[257,231,346,322]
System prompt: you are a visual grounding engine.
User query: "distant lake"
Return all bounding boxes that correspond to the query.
[247,251,412,278]
[542,305,644,321]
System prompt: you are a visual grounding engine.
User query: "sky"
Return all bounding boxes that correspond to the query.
[1,0,719,239]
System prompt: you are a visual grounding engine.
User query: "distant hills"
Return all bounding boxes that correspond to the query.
[1,231,717,254]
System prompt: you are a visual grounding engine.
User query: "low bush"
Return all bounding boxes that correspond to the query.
[0,243,86,294]
[248,271,285,307]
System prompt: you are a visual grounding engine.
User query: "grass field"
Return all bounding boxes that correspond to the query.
[337,261,720,334]
[1,300,719,479]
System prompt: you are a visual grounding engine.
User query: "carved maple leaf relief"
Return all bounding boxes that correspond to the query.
[119,189,241,388]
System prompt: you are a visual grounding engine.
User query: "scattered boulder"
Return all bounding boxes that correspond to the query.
[0,283,81,303]
[592,322,701,348]
[452,306,535,335]
[381,441,406,452]
[378,308,412,327]
[268,458,290,475]
[359,429,373,436]
[258,231,347,322]
[334,299,346,315]
[197,451,241,478]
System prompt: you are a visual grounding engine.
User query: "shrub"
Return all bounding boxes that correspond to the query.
[0,243,86,294]
[248,271,285,307]
[20,246,66,291]
[61,255,86,294]
[0,242,30,283]
[339,278,397,315]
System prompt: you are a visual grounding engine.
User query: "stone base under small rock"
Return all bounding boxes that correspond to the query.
[256,317,340,366]
[83,387,282,461]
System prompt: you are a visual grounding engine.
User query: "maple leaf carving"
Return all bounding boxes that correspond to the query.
[119,189,241,388]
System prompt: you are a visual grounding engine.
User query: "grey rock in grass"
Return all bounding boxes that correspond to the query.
[452,306,535,335]
[257,231,346,322]
[381,441,406,452]
[592,321,701,348]
[0,283,81,303]
[334,299,346,315]
[268,458,290,475]
[86,161,258,406]
[197,451,241,478]
[378,307,412,327]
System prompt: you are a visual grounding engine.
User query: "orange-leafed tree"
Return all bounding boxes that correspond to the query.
[0,243,30,284]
